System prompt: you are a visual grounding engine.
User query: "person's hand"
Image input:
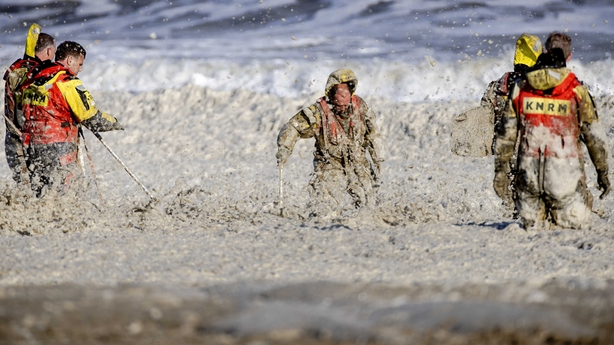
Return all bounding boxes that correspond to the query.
[371,163,381,183]
[83,115,124,132]
[110,121,124,131]
[276,147,291,168]
[598,171,610,199]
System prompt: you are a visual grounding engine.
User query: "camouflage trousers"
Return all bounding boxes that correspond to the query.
[308,159,375,210]
[514,156,592,229]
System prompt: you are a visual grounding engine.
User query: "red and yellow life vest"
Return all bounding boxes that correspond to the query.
[21,63,80,146]
[514,72,582,158]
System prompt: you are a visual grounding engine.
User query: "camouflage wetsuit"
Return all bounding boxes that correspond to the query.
[276,69,385,208]
[482,33,543,206]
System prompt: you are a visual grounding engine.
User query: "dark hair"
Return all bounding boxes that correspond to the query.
[545,32,572,60]
[513,64,531,74]
[534,48,566,69]
[55,41,86,61]
[35,33,55,54]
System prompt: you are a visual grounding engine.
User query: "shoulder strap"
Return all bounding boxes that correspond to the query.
[318,97,330,115]
[351,95,361,121]
[318,97,332,154]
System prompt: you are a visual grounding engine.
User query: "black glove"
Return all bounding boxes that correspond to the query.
[81,112,124,132]
[96,120,124,131]
[598,170,610,199]
[109,120,124,131]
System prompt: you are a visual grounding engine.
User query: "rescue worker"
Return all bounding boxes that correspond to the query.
[482,33,542,207]
[276,69,385,209]
[3,24,55,184]
[494,45,610,229]
[21,41,124,197]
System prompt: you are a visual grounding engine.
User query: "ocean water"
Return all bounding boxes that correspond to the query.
[1,0,614,102]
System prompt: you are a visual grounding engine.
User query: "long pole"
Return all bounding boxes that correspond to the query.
[79,129,104,205]
[279,166,284,216]
[92,131,155,203]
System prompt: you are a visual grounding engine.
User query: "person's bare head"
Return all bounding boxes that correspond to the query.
[34,33,55,62]
[55,41,86,76]
[331,83,351,113]
[545,32,572,62]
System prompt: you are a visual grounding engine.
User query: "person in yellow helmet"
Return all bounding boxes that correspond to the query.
[276,69,386,211]
[3,24,56,185]
[481,33,543,209]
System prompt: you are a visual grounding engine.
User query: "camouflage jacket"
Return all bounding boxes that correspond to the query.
[277,95,385,172]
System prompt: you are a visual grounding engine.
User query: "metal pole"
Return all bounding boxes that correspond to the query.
[92,131,155,203]
[279,166,284,216]
[80,129,104,206]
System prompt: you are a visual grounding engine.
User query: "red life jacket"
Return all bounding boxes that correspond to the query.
[318,95,363,147]
[515,72,582,159]
[21,62,79,146]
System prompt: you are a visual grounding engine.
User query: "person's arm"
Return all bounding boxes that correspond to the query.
[481,73,510,110]
[276,104,318,167]
[480,79,498,109]
[4,71,18,127]
[492,82,520,204]
[360,99,386,181]
[56,77,123,132]
[576,84,610,198]
[4,64,30,128]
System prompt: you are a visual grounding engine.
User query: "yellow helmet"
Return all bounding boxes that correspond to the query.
[513,33,542,67]
[325,69,358,97]
[25,23,42,59]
